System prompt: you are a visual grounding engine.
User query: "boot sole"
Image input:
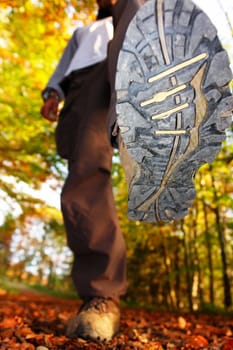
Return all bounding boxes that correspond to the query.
[116,0,233,222]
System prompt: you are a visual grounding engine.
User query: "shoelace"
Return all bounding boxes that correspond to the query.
[81,297,118,313]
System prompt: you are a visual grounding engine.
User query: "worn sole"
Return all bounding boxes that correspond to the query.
[115,0,233,222]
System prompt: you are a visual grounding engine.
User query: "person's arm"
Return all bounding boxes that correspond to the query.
[41,29,79,122]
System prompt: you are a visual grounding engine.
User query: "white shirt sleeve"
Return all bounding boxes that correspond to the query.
[45,29,79,100]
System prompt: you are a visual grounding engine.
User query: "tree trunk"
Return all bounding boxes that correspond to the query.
[192,204,204,308]
[160,226,175,310]
[174,235,181,309]
[181,221,193,311]
[214,205,232,308]
[210,169,232,308]
[203,201,215,305]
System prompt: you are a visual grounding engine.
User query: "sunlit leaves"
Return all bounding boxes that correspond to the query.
[0,0,233,311]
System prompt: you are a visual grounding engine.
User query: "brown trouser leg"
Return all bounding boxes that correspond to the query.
[56,62,127,299]
[108,0,146,137]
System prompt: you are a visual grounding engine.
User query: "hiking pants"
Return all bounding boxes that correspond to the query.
[55,0,145,300]
[108,0,146,137]
[56,62,127,299]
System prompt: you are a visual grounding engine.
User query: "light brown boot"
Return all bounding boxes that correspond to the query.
[66,297,120,342]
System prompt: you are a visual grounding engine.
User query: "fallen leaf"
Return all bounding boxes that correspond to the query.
[222,339,233,350]
[185,335,208,349]
[178,316,186,329]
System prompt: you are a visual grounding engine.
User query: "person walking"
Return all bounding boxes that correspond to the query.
[41,0,233,343]
[41,1,127,342]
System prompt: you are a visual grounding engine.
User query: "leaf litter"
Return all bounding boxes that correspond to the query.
[0,294,233,349]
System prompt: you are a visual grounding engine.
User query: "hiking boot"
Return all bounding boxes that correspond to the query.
[66,297,120,342]
[115,0,233,222]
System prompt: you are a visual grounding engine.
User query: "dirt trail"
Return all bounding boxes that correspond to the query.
[0,293,233,349]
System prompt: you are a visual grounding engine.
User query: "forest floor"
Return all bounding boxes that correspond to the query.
[0,292,233,350]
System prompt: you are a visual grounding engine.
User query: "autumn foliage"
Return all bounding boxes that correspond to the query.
[0,0,233,320]
[1,293,233,349]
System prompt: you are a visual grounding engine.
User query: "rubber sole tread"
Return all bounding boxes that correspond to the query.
[116,0,233,222]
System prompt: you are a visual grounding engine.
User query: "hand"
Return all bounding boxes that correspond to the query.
[40,97,59,122]
[97,0,117,8]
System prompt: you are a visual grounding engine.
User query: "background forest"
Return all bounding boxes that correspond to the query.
[0,0,233,313]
